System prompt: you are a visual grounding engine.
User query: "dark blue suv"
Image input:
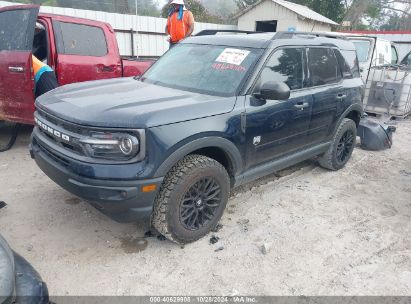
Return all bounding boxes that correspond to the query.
[30,32,364,244]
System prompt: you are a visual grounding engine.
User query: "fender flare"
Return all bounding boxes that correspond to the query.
[154,137,244,178]
[334,104,363,133]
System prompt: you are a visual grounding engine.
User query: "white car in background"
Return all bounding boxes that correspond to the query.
[348,36,399,82]
[325,32,399,82]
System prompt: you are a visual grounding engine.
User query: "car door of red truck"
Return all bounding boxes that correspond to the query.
[52,16,122,85]
[0,5,39,125]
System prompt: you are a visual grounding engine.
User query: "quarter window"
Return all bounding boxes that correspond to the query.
[54,22,108,56]
[258,48,304,90]
[307,48,341,86]
[335,50,360,79]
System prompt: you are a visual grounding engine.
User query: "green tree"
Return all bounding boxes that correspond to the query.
[9,0,161,16]
[235,0,259,10]
[342,0,411,30]
[294,0,345,23]
[234,0,345,23]
[199,0,237,22]
[380,12,411,31]
[134,0,161,17]
[162,0,223,23]
[10,0,57,4]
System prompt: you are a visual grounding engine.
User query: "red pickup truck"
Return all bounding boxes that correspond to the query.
[0,4,154,125]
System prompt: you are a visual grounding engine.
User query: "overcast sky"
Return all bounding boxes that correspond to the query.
[158,0,168,7]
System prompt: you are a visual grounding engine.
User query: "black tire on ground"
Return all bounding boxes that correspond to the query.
[151,154,230,244]
[318,118,357,171]
[0,121,20,152]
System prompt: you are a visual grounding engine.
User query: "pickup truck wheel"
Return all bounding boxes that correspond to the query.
[0,121,19,152]
[318,118,357,171]
[152,154,230,244]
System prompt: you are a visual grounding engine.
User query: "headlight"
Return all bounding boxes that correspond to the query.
[80,132,140,161]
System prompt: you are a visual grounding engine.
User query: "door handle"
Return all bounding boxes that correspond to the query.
[294,102,309,110]
[8,66,24,73]
[97,64,114,72]
[337,94,347,100]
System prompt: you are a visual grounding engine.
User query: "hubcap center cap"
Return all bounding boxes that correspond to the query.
[196,199,203,207]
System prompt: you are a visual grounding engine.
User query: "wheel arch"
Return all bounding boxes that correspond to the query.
[154,137,244,186]
[345,108,362,127]
[334,105,363,135]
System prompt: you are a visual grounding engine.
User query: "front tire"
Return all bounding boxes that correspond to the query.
[0,121,19,152]
[152,155,230,244]
[318,118,357,171]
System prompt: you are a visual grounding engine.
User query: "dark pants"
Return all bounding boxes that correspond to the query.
[35,71,59,98]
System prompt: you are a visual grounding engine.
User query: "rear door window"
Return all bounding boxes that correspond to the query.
[0,9,36,51]
[259,48,305,90]
[54,21,108,56]
[307,48,341,87]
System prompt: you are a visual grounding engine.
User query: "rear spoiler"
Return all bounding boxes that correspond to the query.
[196,30,257,36]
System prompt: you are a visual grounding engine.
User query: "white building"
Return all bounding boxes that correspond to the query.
[236,0,338,33]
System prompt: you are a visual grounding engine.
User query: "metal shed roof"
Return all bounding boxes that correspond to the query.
[235,0,339,26]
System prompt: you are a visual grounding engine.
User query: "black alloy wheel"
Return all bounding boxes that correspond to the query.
[180,177,222,231]
[336,129,355,165]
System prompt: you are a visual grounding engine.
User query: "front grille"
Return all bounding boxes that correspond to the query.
[35,138,70,168]
[35,110,86,157]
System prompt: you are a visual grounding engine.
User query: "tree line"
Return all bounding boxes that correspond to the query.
[12,0,411,30]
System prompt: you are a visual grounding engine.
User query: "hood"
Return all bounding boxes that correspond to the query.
[36,78,236,129]
[0,235,15,301]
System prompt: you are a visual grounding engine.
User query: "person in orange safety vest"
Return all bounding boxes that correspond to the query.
[32,55,58,98]
[165,0,195,48]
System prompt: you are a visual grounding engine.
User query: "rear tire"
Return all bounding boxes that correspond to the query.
[152,154,230,244]
[318,118,357,171]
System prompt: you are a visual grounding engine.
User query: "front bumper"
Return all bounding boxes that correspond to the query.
[30,134,163,223]
[13,253,49,304]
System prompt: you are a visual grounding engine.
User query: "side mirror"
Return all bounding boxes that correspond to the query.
[254,81,290,100]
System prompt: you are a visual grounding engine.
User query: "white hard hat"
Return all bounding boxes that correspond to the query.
[170,0,185,6]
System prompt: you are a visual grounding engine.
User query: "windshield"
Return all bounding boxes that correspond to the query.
[141,44,262,97]
[351,40,372,63]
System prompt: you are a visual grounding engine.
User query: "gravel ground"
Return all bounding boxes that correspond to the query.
[0,120,410,296]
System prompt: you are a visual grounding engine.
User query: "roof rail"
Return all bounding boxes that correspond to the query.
[274,31,347,40]
[196,30,257,36]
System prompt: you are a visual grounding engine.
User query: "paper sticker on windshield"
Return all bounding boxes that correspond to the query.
[216,48,250,66]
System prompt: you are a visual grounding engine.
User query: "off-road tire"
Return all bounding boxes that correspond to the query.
[318,118,357,171]
[151,154,230,244]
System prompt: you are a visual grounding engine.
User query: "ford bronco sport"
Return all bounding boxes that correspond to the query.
[30,32,364,244]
